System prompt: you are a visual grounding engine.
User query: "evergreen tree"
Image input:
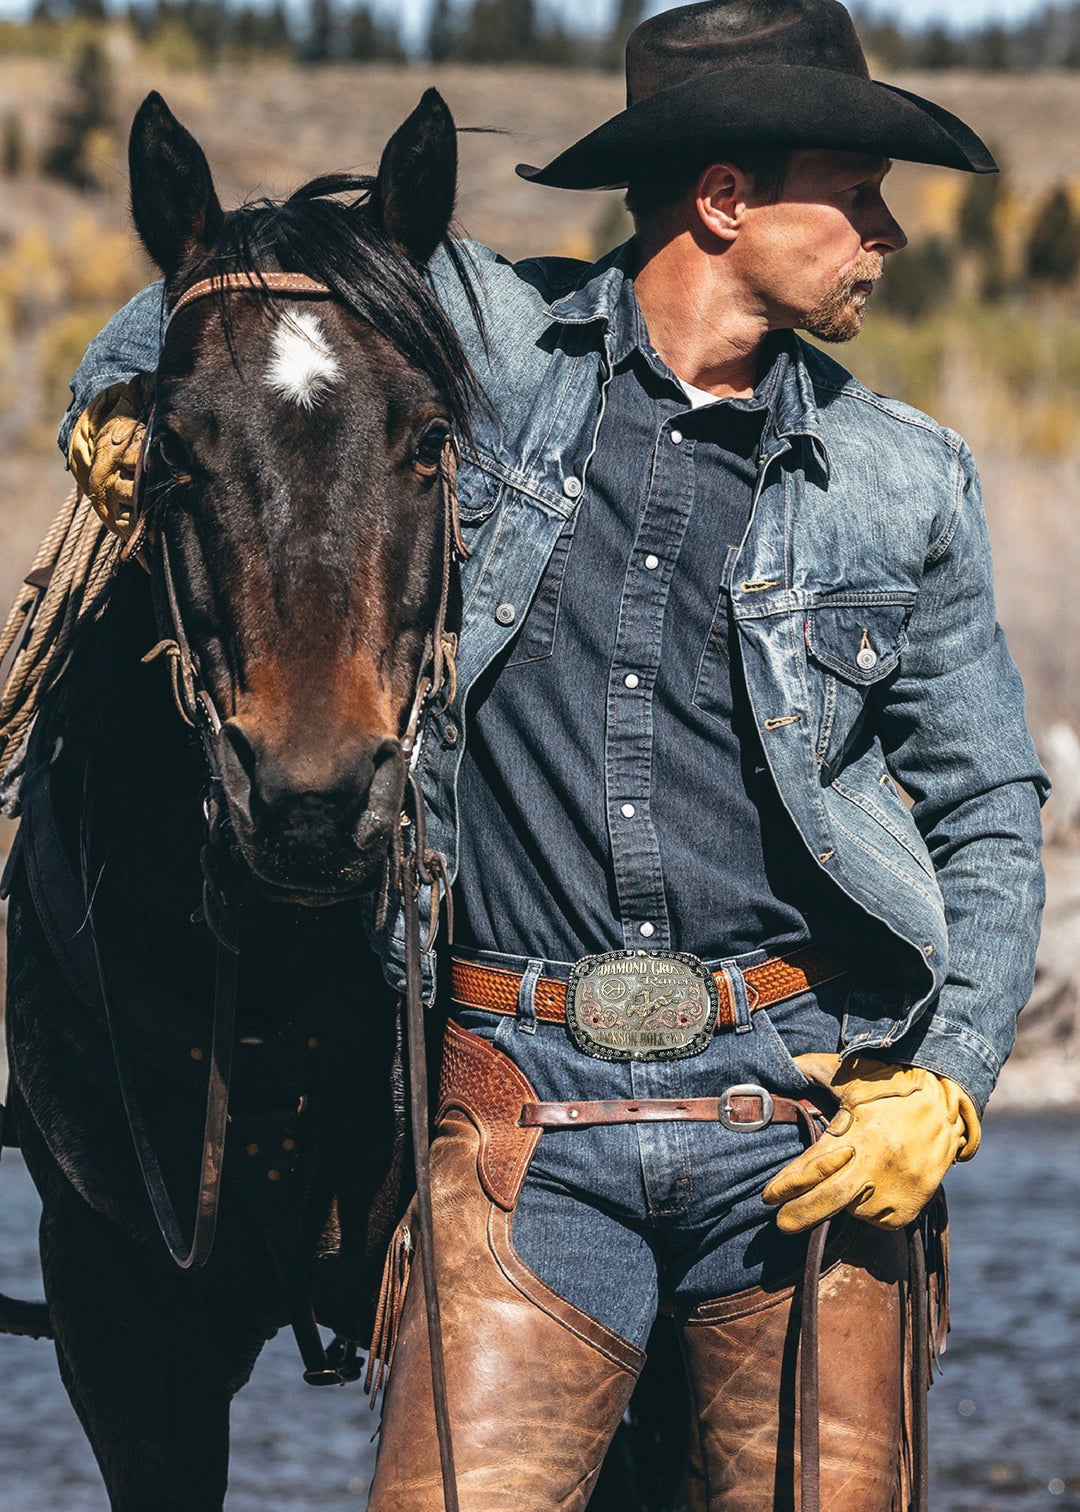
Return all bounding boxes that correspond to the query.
[306,0,337,60]
[345,4,404,60]
[264,1,292,53]
[877,236,958,321]
[458,0,535,62]
[43,39,112,191]
[919,25,961,68]
[1026,184,1080,286]
[2,114,25,177]
[603,0,645,71]
[958,171,1003,249]
[428,0,457,62]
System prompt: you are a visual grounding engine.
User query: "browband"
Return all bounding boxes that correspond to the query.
[166,271,334,329]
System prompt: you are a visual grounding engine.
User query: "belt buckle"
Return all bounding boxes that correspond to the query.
[566,948,719,1062]
[718,1084,775,1132]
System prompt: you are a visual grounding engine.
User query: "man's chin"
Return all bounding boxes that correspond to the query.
[801,303,866,344]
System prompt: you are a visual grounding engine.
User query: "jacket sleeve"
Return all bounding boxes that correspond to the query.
[57,281,166,458]
[875,437,1050,1112]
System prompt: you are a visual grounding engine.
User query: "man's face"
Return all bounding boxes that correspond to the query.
[739,150,907,342]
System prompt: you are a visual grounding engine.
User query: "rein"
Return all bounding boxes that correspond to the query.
[84,270,467,1485]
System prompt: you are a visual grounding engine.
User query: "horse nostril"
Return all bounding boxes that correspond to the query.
[221,719,260,789]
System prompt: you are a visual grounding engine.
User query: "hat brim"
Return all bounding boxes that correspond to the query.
[516,64,996,189]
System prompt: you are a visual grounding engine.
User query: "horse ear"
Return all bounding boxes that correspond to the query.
[375,88,457,265]
[129,92,224,279]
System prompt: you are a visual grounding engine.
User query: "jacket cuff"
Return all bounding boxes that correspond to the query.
[875,1016,1002,1118]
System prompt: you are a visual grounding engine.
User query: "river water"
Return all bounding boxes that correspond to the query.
[1,1113,1077,1511]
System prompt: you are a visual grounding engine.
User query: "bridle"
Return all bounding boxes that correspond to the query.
[82,269,467,1501]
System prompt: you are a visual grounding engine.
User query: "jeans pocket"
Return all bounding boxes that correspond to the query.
[746,1008,814,1094]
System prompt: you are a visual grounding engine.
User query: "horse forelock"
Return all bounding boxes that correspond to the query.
[167,174,479,444]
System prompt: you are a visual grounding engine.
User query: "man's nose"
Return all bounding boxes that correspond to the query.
[865,202,908,256]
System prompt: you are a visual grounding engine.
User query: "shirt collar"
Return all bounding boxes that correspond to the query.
[545,238,829,466]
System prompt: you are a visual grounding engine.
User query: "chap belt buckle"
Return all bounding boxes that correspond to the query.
[566,948,719,1062]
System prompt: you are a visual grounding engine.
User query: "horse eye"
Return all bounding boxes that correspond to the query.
[414,422,450,473]
[152,430,190,476]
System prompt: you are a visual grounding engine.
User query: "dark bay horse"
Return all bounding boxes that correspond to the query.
[3,88,477,1510]
[3,90,689,1512]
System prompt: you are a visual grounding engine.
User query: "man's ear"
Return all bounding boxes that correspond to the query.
[696,162,750,243]
[373,88,457,265]
[129,92,224,279]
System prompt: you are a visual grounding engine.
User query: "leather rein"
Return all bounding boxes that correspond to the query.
[83,270,467,1483]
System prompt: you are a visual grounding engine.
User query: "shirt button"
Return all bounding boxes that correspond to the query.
[623,673,640,689]
[644,554,660,570]
[621,803,636,818]
[638,922,655,939]
[495,602,516,626]
[670,429,683,445]
[563,476,583,499]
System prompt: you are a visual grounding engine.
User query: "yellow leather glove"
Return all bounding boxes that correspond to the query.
[67,378,149,542]
[761,1055,981,1233]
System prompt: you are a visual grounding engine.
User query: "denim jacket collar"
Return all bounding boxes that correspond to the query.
[545,239,829,470]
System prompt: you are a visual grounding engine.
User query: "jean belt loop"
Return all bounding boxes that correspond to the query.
[515,959,543,1035]
[723,960,754,1034]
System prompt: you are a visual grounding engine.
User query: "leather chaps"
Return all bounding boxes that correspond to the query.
[366,1023,911,1512]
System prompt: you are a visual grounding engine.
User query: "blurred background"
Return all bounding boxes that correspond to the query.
[0,0,1077,1507]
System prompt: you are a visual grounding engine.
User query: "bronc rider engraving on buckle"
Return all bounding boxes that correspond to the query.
[566,948,719,1062]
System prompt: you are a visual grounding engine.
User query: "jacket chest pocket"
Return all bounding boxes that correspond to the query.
[804,592,916,771]
[504,510,577,668]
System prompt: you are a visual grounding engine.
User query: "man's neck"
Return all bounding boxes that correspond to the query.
[630,232,771,400]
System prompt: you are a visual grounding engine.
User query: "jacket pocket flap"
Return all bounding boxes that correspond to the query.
[805,595,915,686]
[456,450,503,522]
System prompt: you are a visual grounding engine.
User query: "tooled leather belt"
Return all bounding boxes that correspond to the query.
[451,942,854,1032]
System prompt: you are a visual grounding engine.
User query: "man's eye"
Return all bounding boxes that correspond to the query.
[415,423,451,472]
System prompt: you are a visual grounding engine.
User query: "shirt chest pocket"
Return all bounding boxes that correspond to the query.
[804,592,916,771]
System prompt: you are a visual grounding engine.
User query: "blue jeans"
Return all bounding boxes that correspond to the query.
[452,946,851,1349]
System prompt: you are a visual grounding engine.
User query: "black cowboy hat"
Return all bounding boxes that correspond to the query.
[517,0,996,190]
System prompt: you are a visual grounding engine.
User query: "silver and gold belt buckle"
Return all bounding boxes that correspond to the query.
[566,948,719,1062]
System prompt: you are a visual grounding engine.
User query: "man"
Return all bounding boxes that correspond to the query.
[62,2,1047,1506]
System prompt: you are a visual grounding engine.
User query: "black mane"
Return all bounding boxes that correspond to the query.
[196,172,483,440]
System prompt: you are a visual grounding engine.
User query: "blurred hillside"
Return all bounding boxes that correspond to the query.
[1,38,1079,1104]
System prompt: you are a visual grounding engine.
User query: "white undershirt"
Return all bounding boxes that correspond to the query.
[678,377,723,409]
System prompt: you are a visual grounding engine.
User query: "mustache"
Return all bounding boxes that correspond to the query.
[841,253,885,293]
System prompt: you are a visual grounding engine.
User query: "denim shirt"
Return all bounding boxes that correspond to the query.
[59,241,1050,1112]
[455,274,877,967]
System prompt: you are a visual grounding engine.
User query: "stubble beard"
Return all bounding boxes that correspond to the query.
[802,253,885,344]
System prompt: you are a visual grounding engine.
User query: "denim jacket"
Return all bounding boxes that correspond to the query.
[60,241,1049,1112]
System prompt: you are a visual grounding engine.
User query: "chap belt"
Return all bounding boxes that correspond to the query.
[450,942,854,1031]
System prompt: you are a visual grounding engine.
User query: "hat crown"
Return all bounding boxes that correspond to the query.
[626,0,870,107]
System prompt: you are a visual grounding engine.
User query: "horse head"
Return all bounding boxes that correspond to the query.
[127,90,474,904]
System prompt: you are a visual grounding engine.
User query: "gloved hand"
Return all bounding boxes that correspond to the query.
[761,1055,980,1233]
[67,378,149,542]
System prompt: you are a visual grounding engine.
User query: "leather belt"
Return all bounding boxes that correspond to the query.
[451,943,854,1031]
[519,1087,833,1132]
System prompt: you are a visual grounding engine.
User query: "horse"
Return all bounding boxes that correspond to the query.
[1,86,483,1509]
[3,89,693,1511]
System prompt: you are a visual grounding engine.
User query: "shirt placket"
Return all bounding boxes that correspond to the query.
[605,404,697,951]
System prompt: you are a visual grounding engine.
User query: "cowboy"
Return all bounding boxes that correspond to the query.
[61,1,1047,1506]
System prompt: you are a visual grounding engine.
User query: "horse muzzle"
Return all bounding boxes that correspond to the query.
[216,718,407,901]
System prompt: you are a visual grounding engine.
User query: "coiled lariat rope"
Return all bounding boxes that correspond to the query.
[0,484,123,791]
